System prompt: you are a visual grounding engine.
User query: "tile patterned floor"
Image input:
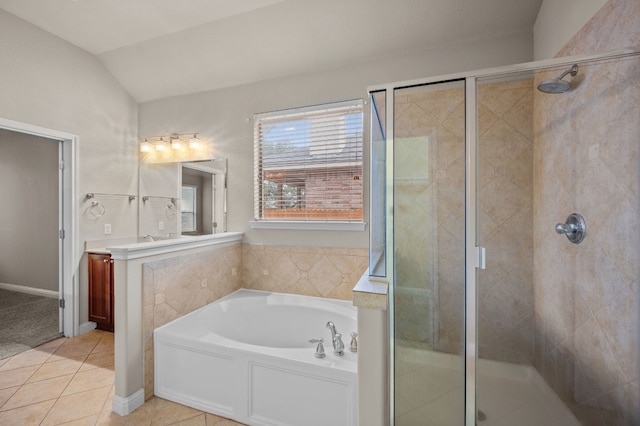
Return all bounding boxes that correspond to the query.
[0,330,244,425]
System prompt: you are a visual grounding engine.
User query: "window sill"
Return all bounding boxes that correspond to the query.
[249,220,367,231]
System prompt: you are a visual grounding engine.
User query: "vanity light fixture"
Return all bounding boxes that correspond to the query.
[170,135,182,150]
[155,137,167,151]
[189,134,201,149]
[140,139,152,153]
[139,133,211,163]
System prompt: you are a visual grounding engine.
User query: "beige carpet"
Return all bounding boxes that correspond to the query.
[0,288,62,359]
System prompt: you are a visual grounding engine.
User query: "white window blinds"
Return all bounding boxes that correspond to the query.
[254,99,363,222]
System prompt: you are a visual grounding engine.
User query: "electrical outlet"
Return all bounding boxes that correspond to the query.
[158,221,164,230]
[263,268,269,276]
[104,224,112,235]
[232,268,238,276]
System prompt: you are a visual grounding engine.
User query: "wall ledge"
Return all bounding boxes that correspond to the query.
[352,271,388,310]
[109,232,242,260]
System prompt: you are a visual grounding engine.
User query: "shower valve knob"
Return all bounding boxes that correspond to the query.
[555,213,586,244]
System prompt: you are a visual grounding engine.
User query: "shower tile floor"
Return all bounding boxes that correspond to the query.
[395,346,581,426]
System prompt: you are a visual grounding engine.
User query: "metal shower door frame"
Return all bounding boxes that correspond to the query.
[368,44,640,426]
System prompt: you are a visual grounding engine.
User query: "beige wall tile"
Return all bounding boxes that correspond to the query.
[533,1,640,419]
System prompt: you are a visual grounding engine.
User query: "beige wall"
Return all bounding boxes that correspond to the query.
[533,0,608,60]
[533,0,639,424]
[138,31,534,250]
[0,10,139,325]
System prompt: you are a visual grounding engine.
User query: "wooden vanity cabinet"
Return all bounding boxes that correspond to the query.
[88,252,114,332]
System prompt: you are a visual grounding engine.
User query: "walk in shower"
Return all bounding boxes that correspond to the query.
[369,47,640,426]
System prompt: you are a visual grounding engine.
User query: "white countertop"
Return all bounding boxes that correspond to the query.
[85,232,243,259]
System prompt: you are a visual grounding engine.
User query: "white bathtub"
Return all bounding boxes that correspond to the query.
[154,289,358,426]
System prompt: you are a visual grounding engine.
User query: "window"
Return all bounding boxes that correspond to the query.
[181,185,197,232]
[253,99,364,227]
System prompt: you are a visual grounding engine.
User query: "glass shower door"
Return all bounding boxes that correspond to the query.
[393,80,466,426]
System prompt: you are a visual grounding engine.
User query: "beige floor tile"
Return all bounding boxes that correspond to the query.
[0,357,9,368]
[92,333,114,354]
[0,399,56,426]
[0,385,19,408]
[62,367,114,396]
[96,406,152,425]
[0,365,39,390]
[205,413,246,425]
[0,373,73,411]
[58,413,100,425]
[78,350,114,372]
[0,348,53,372]
[52,340,99,359]
[41,385,111,426]
[36,336,67,352]
[138,397,203,426]
[169,413,206,425]
[71,331,105,344]
[100,385,115,413]
[27,355,86,383]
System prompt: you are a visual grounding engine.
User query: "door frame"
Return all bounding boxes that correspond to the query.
[0,117,78,337]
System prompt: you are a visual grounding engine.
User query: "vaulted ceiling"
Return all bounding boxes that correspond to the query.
[0,0,543,102]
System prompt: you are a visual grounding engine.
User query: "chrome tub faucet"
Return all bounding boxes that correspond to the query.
[326,321,345,356]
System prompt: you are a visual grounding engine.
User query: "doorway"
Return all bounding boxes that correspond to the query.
[0,118,77,342]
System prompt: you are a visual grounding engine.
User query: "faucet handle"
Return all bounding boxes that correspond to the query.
[350,332,358,353]
[333,333,345,356]
[309,337,326,359]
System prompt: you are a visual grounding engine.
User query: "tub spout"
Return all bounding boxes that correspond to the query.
[326,321,344,356]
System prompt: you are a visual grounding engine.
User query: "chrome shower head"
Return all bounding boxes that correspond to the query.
[537,64,579,94]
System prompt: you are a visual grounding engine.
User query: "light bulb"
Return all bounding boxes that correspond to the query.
[156,138,167,151]
[189,135,201,149]
[171,137,182,150]
[140,141,151,153]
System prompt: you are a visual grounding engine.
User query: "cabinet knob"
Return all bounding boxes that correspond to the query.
[110,260,114,264]
[103,259,108,263]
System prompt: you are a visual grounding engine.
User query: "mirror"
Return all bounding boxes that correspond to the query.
[180,159,227,235]
[138,159,228,238]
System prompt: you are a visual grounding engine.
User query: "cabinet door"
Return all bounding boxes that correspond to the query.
[88,253,112,328]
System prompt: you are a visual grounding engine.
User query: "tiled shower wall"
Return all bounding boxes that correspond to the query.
[394,85,465,352]
[393,83,535,364]
[141,242,367,399]
[533,0,639,424]
[477,80,534,364]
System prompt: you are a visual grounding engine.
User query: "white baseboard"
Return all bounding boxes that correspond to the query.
[0,282,58,299]
[112,388,145,416]
[79,321,97,335]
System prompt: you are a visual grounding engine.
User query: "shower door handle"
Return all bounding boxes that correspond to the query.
[475,246,486,270]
